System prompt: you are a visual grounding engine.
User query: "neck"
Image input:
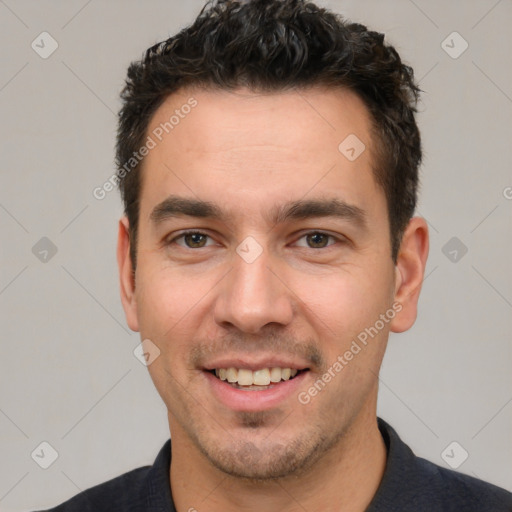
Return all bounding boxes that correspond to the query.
[169,407,387,512]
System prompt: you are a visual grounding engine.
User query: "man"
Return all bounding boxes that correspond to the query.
[38,0,512,510]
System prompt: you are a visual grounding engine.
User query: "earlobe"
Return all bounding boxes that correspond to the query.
[390,217,429,333]
[117,216,139,332]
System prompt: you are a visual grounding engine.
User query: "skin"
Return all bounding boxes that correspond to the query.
[117,86,429,511]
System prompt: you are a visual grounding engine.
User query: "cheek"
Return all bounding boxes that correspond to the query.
[135,264,220,361]
[135,270,206,401]
[295,271,392,411]
[292,264,394,346]
[135,268,194,340]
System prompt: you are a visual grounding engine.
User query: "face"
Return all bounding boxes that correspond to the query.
[118,86,426,479]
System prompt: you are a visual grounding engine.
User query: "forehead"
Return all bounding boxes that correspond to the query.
[139,85,385,225]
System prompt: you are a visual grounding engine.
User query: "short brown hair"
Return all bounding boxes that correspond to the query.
[116,0,422,268]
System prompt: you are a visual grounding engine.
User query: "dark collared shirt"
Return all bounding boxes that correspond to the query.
[35,418,512,511]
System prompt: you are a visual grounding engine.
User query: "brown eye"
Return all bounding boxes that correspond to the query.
[304,232,332,248]
[183,233,208,248]
[172,232,213,248]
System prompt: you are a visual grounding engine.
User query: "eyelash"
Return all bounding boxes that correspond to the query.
[166,230,342,249]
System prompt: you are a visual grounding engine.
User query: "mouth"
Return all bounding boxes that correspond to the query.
[201,357,312,411]
[206,366,309,391]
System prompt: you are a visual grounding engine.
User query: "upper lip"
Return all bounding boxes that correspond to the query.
[203,357,310,372]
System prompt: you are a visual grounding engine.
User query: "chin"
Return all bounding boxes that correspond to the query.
[194,425,339,481]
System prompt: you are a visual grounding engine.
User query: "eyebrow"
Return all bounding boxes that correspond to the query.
[150,196,224,224]
[149,195,366,228]
[269,198,366,228]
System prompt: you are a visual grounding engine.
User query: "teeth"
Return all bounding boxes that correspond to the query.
[237,369,253,386]
[226,367,238,383]
[269,367,282,382]
[253,368,270,386]
[213,367,300,386]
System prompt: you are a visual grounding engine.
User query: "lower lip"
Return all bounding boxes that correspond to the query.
[203,371,308,412]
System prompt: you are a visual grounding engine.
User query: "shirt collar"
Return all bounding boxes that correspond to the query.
[142,439,175,511]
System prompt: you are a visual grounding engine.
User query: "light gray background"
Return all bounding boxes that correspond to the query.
[1,1,511,510]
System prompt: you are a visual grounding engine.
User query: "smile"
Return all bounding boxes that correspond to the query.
[210,367,304,389]
[203,367,309,411]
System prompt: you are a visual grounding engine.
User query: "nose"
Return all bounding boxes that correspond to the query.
[213,247,294,334]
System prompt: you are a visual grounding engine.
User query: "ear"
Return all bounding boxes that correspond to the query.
[117,216,139,332]
[390,216,429,333]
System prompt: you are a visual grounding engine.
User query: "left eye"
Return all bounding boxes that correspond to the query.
[294,232,336,249]
[174,232,215,248]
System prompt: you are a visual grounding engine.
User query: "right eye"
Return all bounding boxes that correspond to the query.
[168,231,216,249]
